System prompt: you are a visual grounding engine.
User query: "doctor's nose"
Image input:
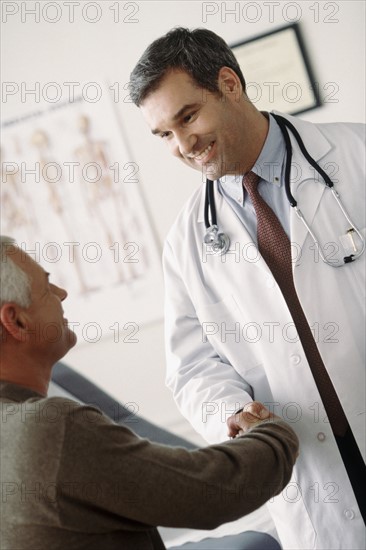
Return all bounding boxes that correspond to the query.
[172,132,197,159]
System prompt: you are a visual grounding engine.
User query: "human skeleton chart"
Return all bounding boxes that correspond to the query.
[1,87,162,332]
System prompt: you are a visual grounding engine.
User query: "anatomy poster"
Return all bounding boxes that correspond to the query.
[1,84,163,341]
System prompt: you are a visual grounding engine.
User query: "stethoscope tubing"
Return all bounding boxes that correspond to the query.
[204,114,365,265]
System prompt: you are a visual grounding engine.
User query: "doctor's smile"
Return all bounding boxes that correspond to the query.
[186,140,215,164]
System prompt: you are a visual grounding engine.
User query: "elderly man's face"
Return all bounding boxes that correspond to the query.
[10,248,77,360]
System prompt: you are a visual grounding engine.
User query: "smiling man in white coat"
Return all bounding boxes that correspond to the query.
[129,27,366,550]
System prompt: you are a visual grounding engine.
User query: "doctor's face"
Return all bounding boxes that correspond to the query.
[140,68,258,180]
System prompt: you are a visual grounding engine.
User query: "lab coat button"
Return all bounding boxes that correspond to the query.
[317,432,326,442]
[344,509,355,520]
[291,354,301,365]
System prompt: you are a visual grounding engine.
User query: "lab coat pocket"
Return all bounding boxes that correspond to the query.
[196,295,260,371]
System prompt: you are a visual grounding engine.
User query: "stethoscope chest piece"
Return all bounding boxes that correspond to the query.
[204,224,231,255]
[204,179,231,255]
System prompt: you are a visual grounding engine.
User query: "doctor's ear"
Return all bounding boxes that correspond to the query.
[0,303,29,342]
[217,67,243,103]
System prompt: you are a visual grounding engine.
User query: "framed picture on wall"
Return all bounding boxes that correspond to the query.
[231,23,321,115]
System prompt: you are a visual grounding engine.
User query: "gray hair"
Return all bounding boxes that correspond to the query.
[129,27,246,106]
[0,236,31,308]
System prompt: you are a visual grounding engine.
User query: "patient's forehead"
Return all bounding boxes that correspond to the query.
[7,247,46,287]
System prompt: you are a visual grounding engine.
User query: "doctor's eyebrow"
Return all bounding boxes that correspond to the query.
[151,103,201,135]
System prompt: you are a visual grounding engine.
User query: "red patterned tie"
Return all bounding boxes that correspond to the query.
[243,171,348,436]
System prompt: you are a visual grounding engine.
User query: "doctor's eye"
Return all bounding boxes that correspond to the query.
[159,131,171,139]
[183,112,197,124]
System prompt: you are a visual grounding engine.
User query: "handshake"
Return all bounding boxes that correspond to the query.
[227,401,277,438]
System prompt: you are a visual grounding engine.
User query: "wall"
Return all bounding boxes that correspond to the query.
[2,0,365,444]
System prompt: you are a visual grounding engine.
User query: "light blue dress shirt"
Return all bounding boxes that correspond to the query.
[218,113,291,242]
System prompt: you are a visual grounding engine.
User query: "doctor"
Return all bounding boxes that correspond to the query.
[129,27,366,550]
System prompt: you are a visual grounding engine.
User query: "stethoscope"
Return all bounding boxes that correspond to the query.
[204,113,365,266]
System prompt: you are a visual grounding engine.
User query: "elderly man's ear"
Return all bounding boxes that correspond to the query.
[0,304,29,341]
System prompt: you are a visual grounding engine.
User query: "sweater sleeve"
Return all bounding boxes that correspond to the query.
[57,403,298,532]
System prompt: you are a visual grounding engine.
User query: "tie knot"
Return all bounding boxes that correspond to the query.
[242,171,260,193]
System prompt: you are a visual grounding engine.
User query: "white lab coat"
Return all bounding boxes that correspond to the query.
[163,112,366,550]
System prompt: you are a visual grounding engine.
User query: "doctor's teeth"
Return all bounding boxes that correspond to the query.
[195,143,212,160]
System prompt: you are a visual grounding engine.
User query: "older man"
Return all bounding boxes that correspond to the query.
[0,235,298,550]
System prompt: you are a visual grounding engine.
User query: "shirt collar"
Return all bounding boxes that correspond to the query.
[251,113,286,186]
[218,113,286,203]
[0,380,43,402]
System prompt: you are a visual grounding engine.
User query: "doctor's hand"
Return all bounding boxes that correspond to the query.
[227,401,277,438]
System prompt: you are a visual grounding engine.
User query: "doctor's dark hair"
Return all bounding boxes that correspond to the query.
[129,27,246,106]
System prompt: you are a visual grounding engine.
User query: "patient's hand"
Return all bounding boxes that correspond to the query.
[227,401,277,438]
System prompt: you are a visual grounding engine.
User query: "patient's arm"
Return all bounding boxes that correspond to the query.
[57,399,299,531]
